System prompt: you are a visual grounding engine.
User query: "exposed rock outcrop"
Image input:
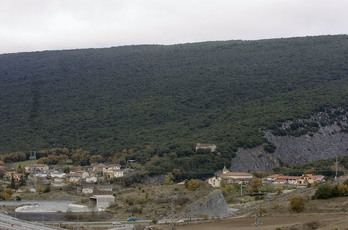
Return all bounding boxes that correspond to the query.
[183,189,232,218]
[231,123,348,172]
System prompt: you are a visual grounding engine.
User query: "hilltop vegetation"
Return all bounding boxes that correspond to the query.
[1,35,348,175]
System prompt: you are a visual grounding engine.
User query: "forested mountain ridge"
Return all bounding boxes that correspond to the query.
[1,35,348,175]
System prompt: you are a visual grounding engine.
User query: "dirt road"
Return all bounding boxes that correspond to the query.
[176,213,348,230]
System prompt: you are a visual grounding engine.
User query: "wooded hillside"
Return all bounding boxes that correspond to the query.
[1,35,348,175]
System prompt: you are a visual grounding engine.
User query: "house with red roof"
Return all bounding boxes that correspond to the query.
[297,174,325,185]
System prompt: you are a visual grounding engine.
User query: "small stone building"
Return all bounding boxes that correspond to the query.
[89,195,115,209]
[195,143,217,152]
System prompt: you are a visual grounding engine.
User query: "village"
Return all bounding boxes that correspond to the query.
[0,145,346,229]
[0,149,326,208]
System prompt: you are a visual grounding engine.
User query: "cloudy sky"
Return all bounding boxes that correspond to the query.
[1,0,348,54]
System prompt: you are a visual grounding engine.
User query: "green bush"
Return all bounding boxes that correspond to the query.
[314,184,336,199]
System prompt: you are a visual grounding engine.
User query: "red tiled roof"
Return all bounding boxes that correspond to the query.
[267,174,281,178]
[221,172,253,177]
[278,176,300,180]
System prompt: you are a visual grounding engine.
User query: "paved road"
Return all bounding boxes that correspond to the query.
[0,212,62,230]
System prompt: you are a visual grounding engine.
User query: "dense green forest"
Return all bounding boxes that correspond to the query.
[1,35,348,176]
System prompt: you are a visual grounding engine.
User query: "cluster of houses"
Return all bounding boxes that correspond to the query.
[207,166,325,188]
[262,173,325,185]
[2,162,131,194]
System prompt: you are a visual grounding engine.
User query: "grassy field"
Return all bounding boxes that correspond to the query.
[12,160,37,168]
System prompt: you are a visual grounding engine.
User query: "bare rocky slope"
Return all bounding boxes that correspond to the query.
[230,123,348,172]
[181,190,232,218]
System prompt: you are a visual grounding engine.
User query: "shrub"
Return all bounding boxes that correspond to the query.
[43,185,51,193]
[272,202,280,209]
[337,184,348,196]
[263,143,276,153]
[343,179,348,185]
[314,184,336,199]
[248,178,262,193]
[289,194,306,213]
[201,213,209,220]
[305,221,319,229]
[176,196,189,205]
[187,179,200,191]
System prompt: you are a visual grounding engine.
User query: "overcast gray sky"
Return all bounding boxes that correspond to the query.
[1,0,348,54]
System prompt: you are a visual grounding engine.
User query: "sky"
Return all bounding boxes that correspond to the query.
[1,0,348,54]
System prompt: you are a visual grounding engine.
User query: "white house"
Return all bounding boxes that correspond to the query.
[219,166,253,184]
[207,176,222,188]
[103,164,121,173]
[113,170,124,178]
[262,174,300,185]
[85,176,98,183]
[51,171,66,178]
[67,173,81,183]
[25,164,49,173]
[82,187,94,194]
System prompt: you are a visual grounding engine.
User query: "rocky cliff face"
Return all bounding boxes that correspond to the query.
[230,123,348,172]
[183,189,232,218]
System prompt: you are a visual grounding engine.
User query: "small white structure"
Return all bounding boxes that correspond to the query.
[262,174,301,185]
[113,170,124,178]
[66,174,81,183]
[82,187,94,194]
[75,170,89,179]
[51,171,66,178]
[34,172,48,178]
[89,195,114,209]
[103,164,121,172]
[85,176,98,183]
[195,143,217,152]
[52,178,66,188]
[25,164,49,173]
[207,176,222,188]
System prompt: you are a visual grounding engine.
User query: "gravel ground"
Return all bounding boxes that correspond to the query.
[0,201,91,213]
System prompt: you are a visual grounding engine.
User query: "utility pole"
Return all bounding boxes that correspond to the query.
[240,183,243,196]
[335,155,338,180]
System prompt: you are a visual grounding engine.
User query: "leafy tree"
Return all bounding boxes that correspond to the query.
[289,194,306,213]
[63,166,71,174]
[89,155,105,164]
[17,165,24,173]
[10,175,16,189]
[248,178,262,194]
[172,168,182,183]
[187,179,200,191]
[1,35,348,175]
[165,173,174,185]
[19,175,26,187]
[314,184,336,199]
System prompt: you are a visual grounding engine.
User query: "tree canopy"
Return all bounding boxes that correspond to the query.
[1,35,348,176]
